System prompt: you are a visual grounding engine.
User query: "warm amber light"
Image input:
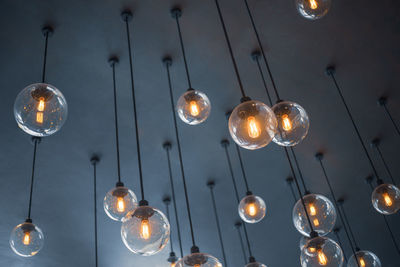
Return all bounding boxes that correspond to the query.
[170,262,176,267]
[194,265,200,267]
[281,114,292,132]
[36,97,45,124]
[247,116,261,138]
[309,0,318,9]
[318,250,328,265]
[140,219,151,240]
[189,101,200,116]
[246,202,258,217]
[116,197,125,213]
[308,247,317,253]
[313,218,320,227]
[23,232,31,246]
[359,258,366,267]
[38,97,45,112]
[36,112,44,124]
[309,204,317,216]
[383,193,393,207]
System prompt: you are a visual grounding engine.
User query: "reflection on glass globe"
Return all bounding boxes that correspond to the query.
[299,236,311,250]
[121,205,170,256]
[293,194,336,237]
[14,83,68,137]
[175,253,222,267]
[296,0,331,20]
[272,101,310,146]
[103,184,137,222]
[229,100,277,150]
[176,89,211,125]
[246,262,267,267]
[168,252,179,267]
[347,251,381,267]
[238,194,266,223]
[371,184,400,215]
[10,220,44,257]
[301,236,343,267]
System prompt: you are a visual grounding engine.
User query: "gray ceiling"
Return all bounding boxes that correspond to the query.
[0,0,399,266]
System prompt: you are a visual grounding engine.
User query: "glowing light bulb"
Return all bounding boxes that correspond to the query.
[23,232,31,245]
[313,218,320,227]
[140,219,151,240]
[194,265,200,267]
[281,114,292,132]
[308,247,317,253]
[116,197,125,213]
[36,97,45,124]
[359,258,366,267]
[309,204,317,216]
[318,250,328,265]
[247,116,261,138]
[170,262,176,267]
[309,0,318,9]
[383,193,393,207]
[246,202,258,217]
[189,101,200,116]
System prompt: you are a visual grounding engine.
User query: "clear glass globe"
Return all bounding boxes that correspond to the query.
[293,194,337,237]
[347,251,381,267]
[14,83,68,137]
[175,253,222,267]
[296,0,331,20]
[301,236,344,267]
[371,184,400,215]
[272,101,310,146]
[229,100,277,150]
[299,236,311,250]
[103,184,138,222]
[238,194,266,223]
[246,262,267,267]
[10,221,44,257]
[176,89,211,125]
[121,205,170,256]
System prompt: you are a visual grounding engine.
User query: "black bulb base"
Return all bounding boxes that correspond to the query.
[220,139,229,147]
[116,181,124,187]
[171,7,182,19]
[42,26,54,37]
[325,65,336,76]
[191,245,200,254]
[249,256,256,263]
[163,141,172,150]
[90,155,100,165]
[378,97,387,106]
[139,199,149,206]
[121,10,133,22]
[315,152,324,161]
[163,196,171,205]
[25,218,33,223]
[310,231,318,238]
[240,96,252,103]
[251,51,261,61]
[163,56,172,67]
[108,56,119,66]
[207,180,215,188]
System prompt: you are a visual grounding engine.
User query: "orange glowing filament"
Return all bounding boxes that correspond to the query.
[116,197,125,213]
[246,202,258,217]
[189,101,200,116]
[359,258,366,267]
[309,204,317,216]
[318,250,328,265]
[140,219,151,240]
[247,116,261,138]
[308,247,317,253]
[281,114,292,132]
[23,232,31,246]
[310,0,318,9]
[36,97,45,124]
[313,218,320,227]
[194,265,200,267]
[170,263,176,267]
[383,193,393,207]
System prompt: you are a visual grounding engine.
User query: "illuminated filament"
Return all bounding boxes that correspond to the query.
[247,116,261,138]
[309,0,318,9]
[23,232,31,246]
[170,263,176,267]
[383,193,393,207]
[359,258,366,267]
[308,247,317,253]
[194,265,200,267]
[318,250,328,266]
[313,219,320,227]
[36,97,45,124]
[309,204,317,216]
[116,197,125,213]
[189,101,200,116]
[140,219,151,240]
[281,114,292,132]
[246,202,258,217]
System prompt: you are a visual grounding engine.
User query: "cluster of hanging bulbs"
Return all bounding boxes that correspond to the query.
[8,0,400,267]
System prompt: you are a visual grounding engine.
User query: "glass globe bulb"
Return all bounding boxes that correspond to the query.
[371,184,400,215]
[301,236,344,267]
[293,194,337,237]
[238,194,266,223]
[272,101,310,146]
[347,251,381,267]
[229,100,277,150]
[10,220,44,257]
[299,236,311,250]
[121,205,170,256]
[246,262,267,267]
[296,0,331,20]
[14,83,68,137]
[176,89,211,125]
[103,184,138,222]
[175,252,222,267]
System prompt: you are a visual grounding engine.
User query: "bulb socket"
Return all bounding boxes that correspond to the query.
[249,256,256,263]
[139,199,149,207]
[378,97,387,106]
[121,10,133,22]
[325,65,335,76]
[116,181,124,187]
[220,139,230,147]
[310,231,318,238]
[240,96,252,103]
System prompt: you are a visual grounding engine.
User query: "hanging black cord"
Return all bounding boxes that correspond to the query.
[214,0,247,99]
[366,178,400,255]
[286,177,298,204]
[242,220,255,262]
[235,144,251,193]
[252,52,273,105]
[41,27,52,83]
[333,228,348,263]
[337,199,360,251]
[172,8,192,89]
[27,137,40,220]
[163,58,197,250]
[290,147,309,194]
[123,12,145,201]
[378,97,400,137]
[221,140,240,203]
[326,67,380,181]
[164,143,184,258]
[110,59,122,184]
[91,156,99,267]
[207,182,228,266]
[371,139,396,185]
[234,221,248,265]
[316,153,360,266]
[243,0,280,101]
[163,197,174,253]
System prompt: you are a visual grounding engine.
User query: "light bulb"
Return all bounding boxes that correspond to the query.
[246,202,258,216]
[239,194,266,223]
[23,232,31,246]
[309,204,317,216]
[10,221,44,257]
[247,116,261,138]
[371,184,400,215]
[313,218,320,227]
[301,236,343,267]
[175,252,222,267]
[171,263,177,267]
[309,0,318,9]
[189,101,200,116]
[318,250,328,265]
[117,197,126,213]
[359,258,366,267]
[296,0,331,20]
[176,90,211,125]
[140,219,151,240]
[36,97,45,124]
[281,114,293,131]
[348,250,381,267]
[103,185,137,222]
[383,193,393,206]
